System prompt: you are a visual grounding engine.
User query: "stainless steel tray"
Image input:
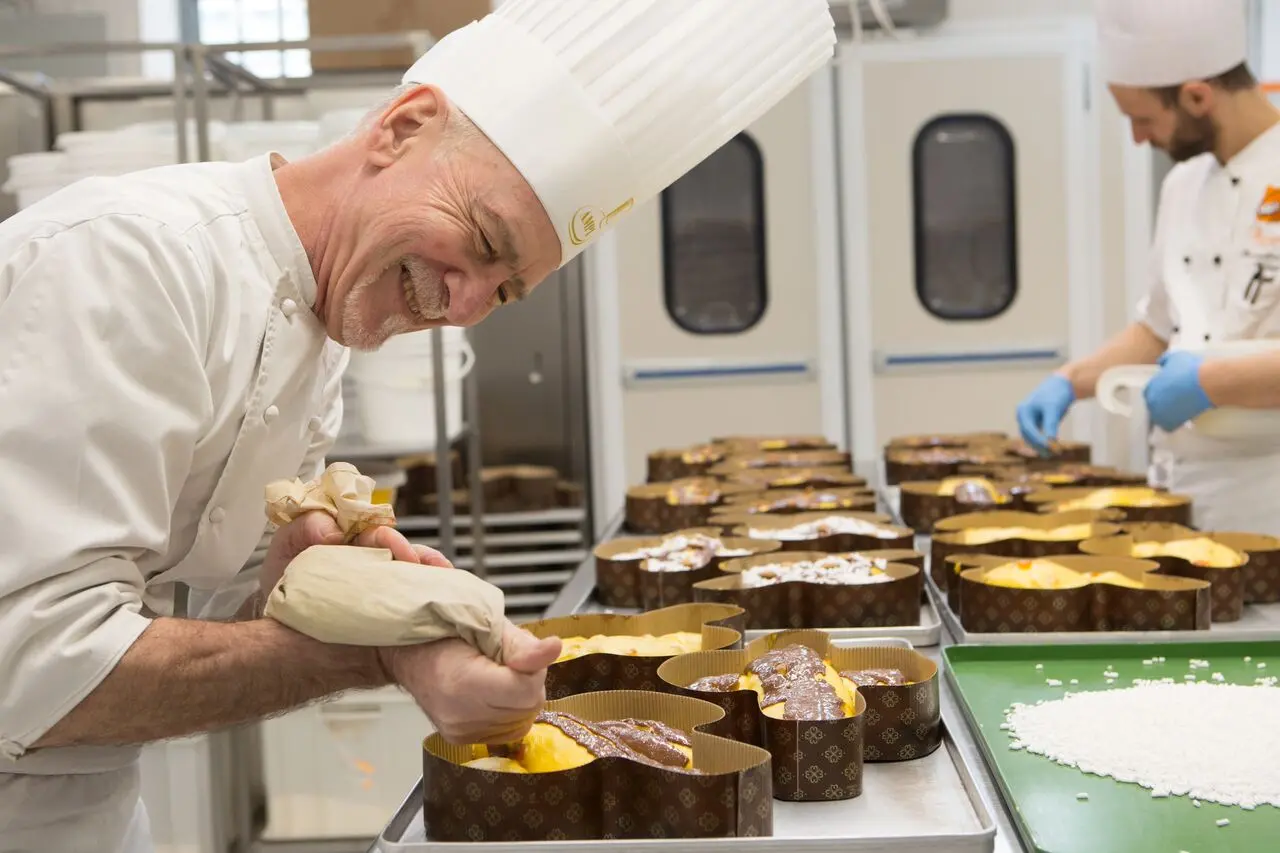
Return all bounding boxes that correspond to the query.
[926,564,1280,645]
[371,724,996,852]
[571,596,942,648]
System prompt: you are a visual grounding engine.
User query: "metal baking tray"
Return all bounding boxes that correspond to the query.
[926,567,1280,645]
[570,595,942,648]
[370,725,996,853]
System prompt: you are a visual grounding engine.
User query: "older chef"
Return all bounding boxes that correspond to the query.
[1017,0,1280,533]
[0,1,838,851]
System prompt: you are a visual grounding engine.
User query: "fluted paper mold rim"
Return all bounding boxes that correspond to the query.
[422,690,774,842]
[728,510,913,550]
[646,444,730,482]
[658,629,941,775]
[930,509,1127,588]
[1022,486,1193,522]
[885,431,1009,451]
[1115,522,1280,604]
[721,466,867,491]
[715,486,877,516]
[1078,532,1249,622]
[593,526,726,608]
[625,478,755,535]
[898,477,1025,531]
[949,553,1212,633]
[713,434,837,451]
[634,538,784,610]
[520,602,746,699]
[707,450,853,477]
[692,552,923,631]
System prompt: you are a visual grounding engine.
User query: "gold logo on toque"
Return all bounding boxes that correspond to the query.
[569,198,636,247]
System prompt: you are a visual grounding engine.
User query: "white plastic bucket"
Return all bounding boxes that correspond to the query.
[347,330,476,448]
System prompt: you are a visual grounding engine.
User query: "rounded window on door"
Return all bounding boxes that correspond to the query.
[913,114,1018,320]
[661,133,768,334]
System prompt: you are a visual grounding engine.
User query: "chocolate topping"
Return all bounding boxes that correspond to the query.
[534,712,696,772]
[688,673,741,693]
[747,645,845,720]
[841,668,908,687]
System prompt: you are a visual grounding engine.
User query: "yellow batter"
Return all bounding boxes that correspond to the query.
[980,560,1145,590]
[555,631,702,663]
[1051,487,1179,511]
[954,523,1095,545]
[1129,537,1245,568]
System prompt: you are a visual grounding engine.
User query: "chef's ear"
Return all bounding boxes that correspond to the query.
[1179,80,1214,117]
[365,84,446,167]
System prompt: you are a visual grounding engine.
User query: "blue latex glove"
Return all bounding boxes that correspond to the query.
[1016,375,1075,455]
[1144,350,1213,432]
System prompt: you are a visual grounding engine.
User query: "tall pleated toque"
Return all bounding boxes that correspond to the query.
[404,0,837,266]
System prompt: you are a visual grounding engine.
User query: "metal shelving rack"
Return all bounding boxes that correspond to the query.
[1,33,588,853]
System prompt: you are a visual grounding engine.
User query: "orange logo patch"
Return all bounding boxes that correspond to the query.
[1258,186,1280,223]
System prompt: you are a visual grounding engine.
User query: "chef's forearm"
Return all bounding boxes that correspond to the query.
[1059,322,1167,399]
[1200,350,1280,409]
[32,617,389,749]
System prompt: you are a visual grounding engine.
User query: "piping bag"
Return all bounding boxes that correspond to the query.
[260,462,508,663]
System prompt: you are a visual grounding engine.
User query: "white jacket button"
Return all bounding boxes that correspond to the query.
[263,405,280,423]
[209,507,226,524]
[280,298,298,318]
[307,416,323,432]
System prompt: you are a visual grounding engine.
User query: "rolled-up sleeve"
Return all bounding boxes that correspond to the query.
[0,216,211,756]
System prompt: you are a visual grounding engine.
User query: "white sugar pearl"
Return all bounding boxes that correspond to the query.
[1217,819,1230,827]
[1245,656,1253,662]
[1004,683,1280,812]
[1047,679,1063,687]
[1035,664,1044,670]
[1070,679,1079,685]
[1076,792,1088,801]
[1259,663,1268,670]
[1212,673,1225,682]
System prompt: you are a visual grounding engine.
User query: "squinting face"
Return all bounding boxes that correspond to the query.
[1109,83,1217,163]
[320,86,561,350]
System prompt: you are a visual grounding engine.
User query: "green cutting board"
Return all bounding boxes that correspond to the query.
[945,641,1280,853]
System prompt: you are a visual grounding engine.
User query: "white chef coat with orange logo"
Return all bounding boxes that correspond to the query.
[1135,121,1280,532]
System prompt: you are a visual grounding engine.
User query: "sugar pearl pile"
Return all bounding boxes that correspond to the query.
[739,554,892,588]
[1005,681,1280,810]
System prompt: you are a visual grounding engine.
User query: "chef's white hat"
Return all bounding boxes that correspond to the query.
[402,0,836,267]
[1097,0,1248,88]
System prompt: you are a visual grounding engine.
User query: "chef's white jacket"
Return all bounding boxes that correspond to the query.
[1134,121,1280,532]
[0,153,347,851]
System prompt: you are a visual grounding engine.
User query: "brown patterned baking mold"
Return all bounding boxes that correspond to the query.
[1117,523,1280,605]
[636,538,783,611]
[625,479,754,535]
[885,431,1009,452]
[947,554,1211,633]
[884,446,1021,486]
[659,631,941,789]
[520,603,745,700]
[956,463,1150,488]
[712,434,837,452]
[594,527,727,609]
[715,487,877,518]
[647,444,729,483]
[929,509,1126,588]
[898,478,1026,531]
[996,438,1092,467]
[708,450,854,477]
[423,690,774,842]
[1078,532,1250,623]
[692,552,922,631]
[726,511,915,553]
[1023,486,1192,525]
[722,466,868,492]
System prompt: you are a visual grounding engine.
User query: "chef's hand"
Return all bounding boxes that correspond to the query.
[1144,351,1214,432]
[379,622,563,744]
[260,510,451,596]
[1016,375,1075,455]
